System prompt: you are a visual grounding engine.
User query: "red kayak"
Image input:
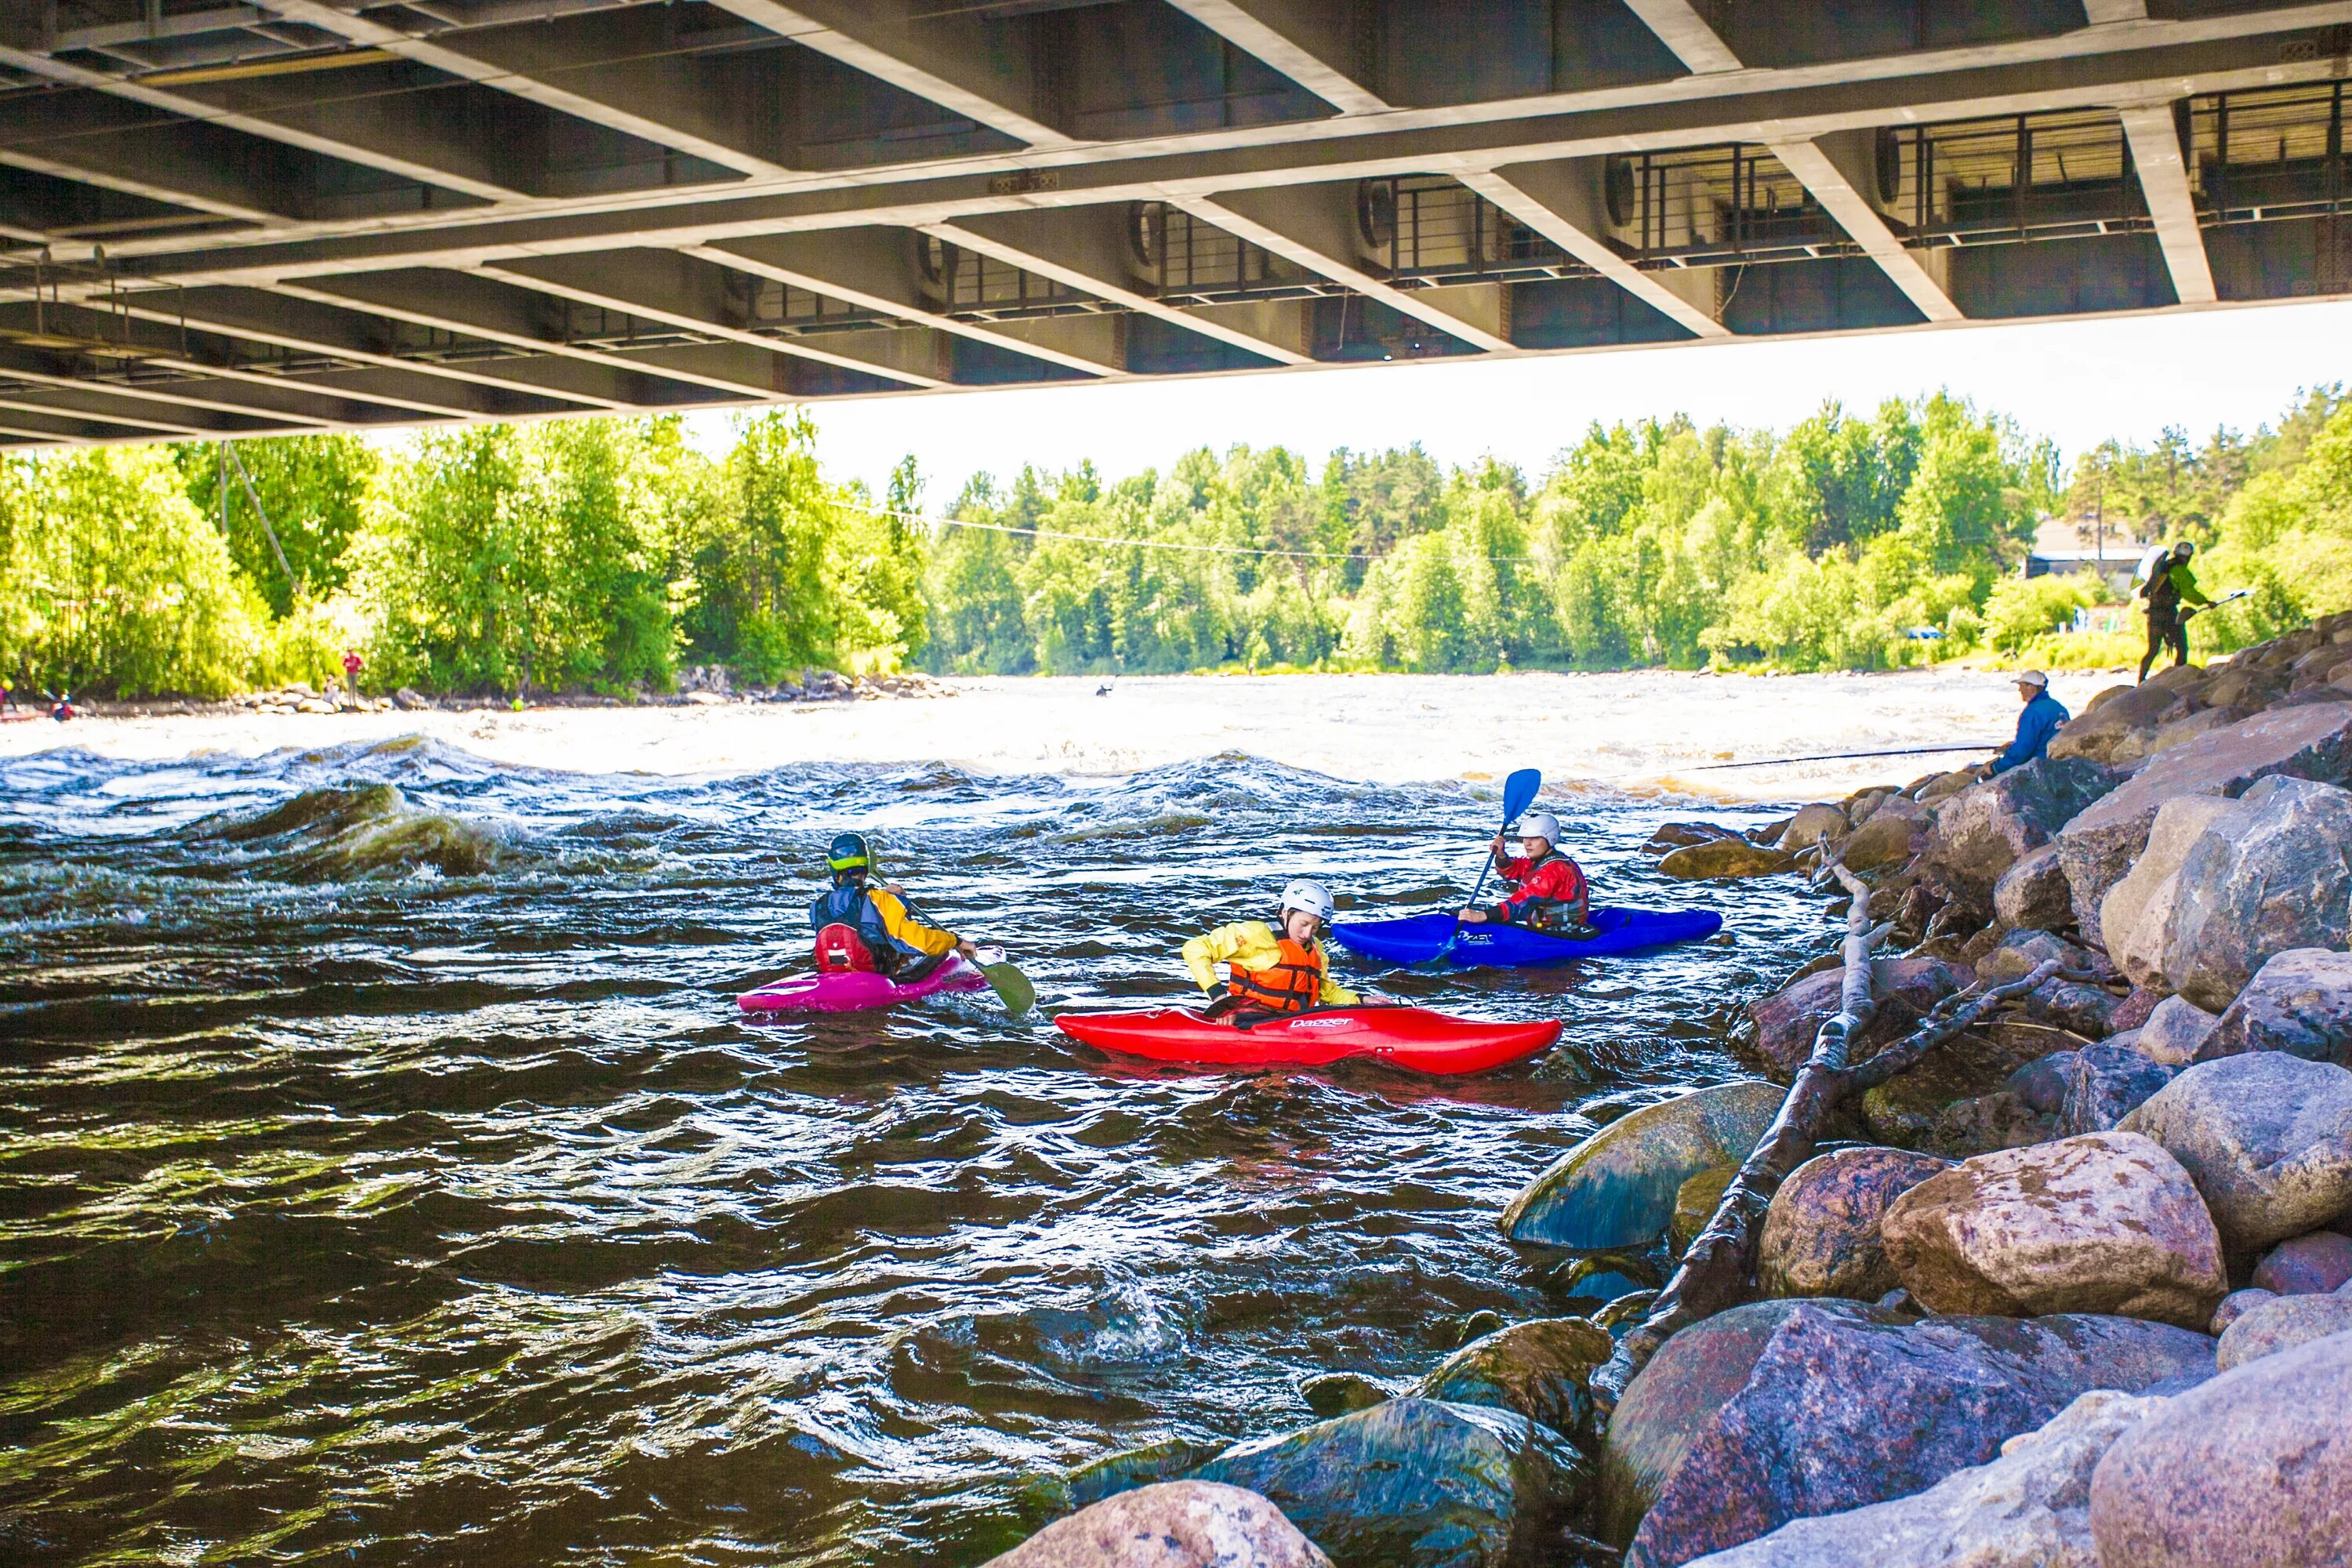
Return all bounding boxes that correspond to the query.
[1054,1005,1559,1076]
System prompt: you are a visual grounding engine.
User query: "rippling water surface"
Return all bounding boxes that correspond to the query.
[1,736,1826,1566]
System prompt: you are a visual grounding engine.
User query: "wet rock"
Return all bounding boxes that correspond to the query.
[1498,1081,1784,1250]
[1842,811,1926,873]
[986,1482,1331,1568]
[2251,1231,2352,1295]
[1413,1317,1613,1440]
[1643,821,1744,855]
[2165,775,2352,1011]
[2059,1044,2175,1135]
[2091,1326,2352,1568]
[1669,1166,1734,1254]
[2055,701,2352,938]
[1922,757,2125,910]
[2006,1051,2076,1114]
[2120,1053,2352,1252]
[390,686,430,711]
[2136,994,2223,1067]
[1674,1388,2165,1568]
[1657,839,1796,880]
[2214,1292,2352,1370]
[1759,1146,1951,1301]
[1924,1091,2060,1161]
[1991,842,2072,931]
[2201,946,2352,1067]
[1778,803,1849,851]
[2211,1288,2275,1334]
[1298,1372,1391,1417]
[1193,1397,1585,1568]
[1747,957,1973,1077]
[2048,682,2189,764]
[1069,1439,1222,1510]
[1617,1304,2217,1566]
[1880,1132,2226,1327]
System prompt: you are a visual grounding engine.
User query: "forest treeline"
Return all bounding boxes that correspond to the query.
[0,390,2346,699]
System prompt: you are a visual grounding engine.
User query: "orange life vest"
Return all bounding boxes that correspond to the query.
[1225,936,1327,1014]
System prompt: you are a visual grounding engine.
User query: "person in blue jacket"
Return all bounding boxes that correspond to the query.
[1989,670,2067,775]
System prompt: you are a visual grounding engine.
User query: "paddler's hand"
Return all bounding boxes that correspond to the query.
[955,939,978,960]
[1457,907,1489,924]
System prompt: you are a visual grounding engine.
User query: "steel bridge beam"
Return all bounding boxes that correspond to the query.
[1769,132,1963,323]
[2118,102,2219,305]
[1160,2,1389,114]
[695,229,1127,379]
[1458,160,1730,340]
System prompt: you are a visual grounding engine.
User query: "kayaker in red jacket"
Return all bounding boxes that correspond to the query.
[1457,812,1592,935]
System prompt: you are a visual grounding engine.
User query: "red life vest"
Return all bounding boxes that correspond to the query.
[1225,936,1327,1014]
[813,922,880,975]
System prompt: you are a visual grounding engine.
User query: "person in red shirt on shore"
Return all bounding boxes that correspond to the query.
[1456,811,1593,936]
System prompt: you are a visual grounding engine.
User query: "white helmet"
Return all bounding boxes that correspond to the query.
[1279,879,1337,922]
[1519,811,1561,843]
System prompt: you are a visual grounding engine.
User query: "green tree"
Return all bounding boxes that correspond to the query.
[172,434,379,616]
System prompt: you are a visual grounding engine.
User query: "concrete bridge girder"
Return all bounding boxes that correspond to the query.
[0,2,2342,443]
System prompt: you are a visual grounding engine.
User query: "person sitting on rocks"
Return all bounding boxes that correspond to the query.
[1184,879,1359,1020]
[1457,811,1595,937]
[1989,670,2068,776]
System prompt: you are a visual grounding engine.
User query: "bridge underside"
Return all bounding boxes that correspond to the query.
[2,1,2349,446]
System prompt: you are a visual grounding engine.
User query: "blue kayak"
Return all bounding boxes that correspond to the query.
[1330,906,1724,968]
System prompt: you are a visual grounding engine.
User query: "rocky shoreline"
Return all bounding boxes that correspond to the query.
[985,615,2352,1568]
[45,666,958,720]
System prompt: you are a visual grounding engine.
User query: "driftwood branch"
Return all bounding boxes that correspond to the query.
[1591,866,1877,1407]
[1587,939,2086,1411]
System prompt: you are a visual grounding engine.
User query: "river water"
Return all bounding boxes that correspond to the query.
[0,672,2093,1566]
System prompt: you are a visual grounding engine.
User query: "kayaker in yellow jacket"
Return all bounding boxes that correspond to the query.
[809,831,975,981]
[1183,879,1359,1018]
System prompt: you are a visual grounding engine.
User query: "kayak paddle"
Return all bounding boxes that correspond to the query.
[1424,768,1542,963]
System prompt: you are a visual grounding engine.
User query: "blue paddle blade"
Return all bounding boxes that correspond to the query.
[1501,768,1542,826]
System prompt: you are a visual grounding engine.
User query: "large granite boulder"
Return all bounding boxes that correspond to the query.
[2054,702,2352,940]
[1616,1305,2217,1566]
[2102,795,2252,984]
[1673,1389,2165,1568]
[2165,775,2352,1011]
[2200,946,2352,1067]
[2059,1043,2175,1134]
[1879,1132,2226,1328]
[1991,841,2073,931]
[2137,994,2223,1066]
[1759,1146,1951,1301]
[2252,1231,2352,1294]
[1600,1300,1896,1548]
[1858,1029,2060,1152]
[1193,1398,1585,1568]
[2120,1053,2352,1252]
[1657,840,1796,880]
[2215,1293,2352,1370]
[2047,682,2188,764]
[1779,803,1849,851]
[1922,757,2124,910]
[984,1483,1332,1568]
[1412,1316,1613,1441]
[1842,810,1926,873]
[1498,1081,1784,1250]
[1747,957,1973,1076]
[2088,1325,2352,1568]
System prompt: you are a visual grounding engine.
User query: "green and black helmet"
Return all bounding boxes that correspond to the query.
[826,831,871,875]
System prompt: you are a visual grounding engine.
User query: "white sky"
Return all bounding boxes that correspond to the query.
[685,296,2352,506]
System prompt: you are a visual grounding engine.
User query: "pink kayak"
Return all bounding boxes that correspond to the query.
[739,953,991,1014]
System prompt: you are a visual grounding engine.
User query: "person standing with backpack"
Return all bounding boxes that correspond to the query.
[2138,542,2214,683]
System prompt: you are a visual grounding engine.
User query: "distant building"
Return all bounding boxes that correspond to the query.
[2024,517,2139,596]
